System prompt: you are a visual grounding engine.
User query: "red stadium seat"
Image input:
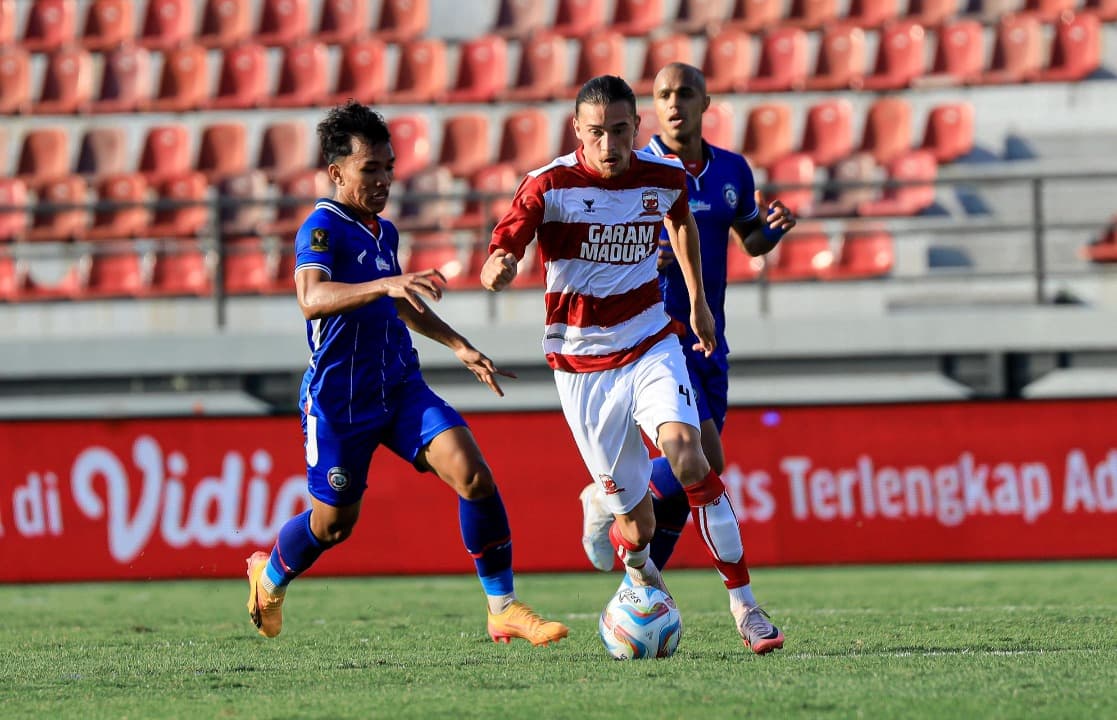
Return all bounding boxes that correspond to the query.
[803,25,867,91]
[811,152,878,218]
[197,124,248,182]
[147,171,210,238]
[33,47,94,115]
[552,0,607,38]
[0,46,31,115]
[258,122,310,182]
[222,236,273,294]
[742,103,793,172]
[451,163,519,231]
[147,44,209,112]
[76,128,129,180]
[633,34,693,95]
[829,228,894,279]
[979,14,1044,85]
[256,0,310,46]
[390,39,448,105]
[404,233,465,285]
[198,0,253,48]
[800,99,854,168]
[726,0,783,32]
[786,0,838,30]
[768,230,833,281]
[218,171,270,237]
[1039,12,1101,82]
[861,21,927,90]
[611,0,664,36]
[150,241,212,296]
[0,178,30,242]
[858,149,937,217]
[326,37,388,105]
[28,175,89,242]
[860,97,912,166]
[138,125,193,184]
[673,0,727,33]
[503,30,568,102]
[139,0,194,50]
[83,247,147,298]
[209,43,268,110]
[498,109,553,174]
[17,128,71,190]
[269,41,329,108]
[21,0,77,52]
[0,0,14,46]
[1022,0,1077,21]
[445,35,509,104]
[1085,219,1117,262]
[387,115,432,183]
[395,166,455,232]
[634,107,658,151]
[0,254,26,301]
[726,246,763,283]
[82,0,135,50]
[1083,0,1117,20]
[87,173,151,241]
[374,0,429,42]
[747,27,809,92]
[702,102,737,151]
[766,153,816,217]
[920,102,974,164]
[702,28,751,94]
[846,0,898,28]
[315,0,369,43]
[90,44,152,114]
[914,19,984,87]
[439,114,492,180]
[558,112,580,155]
[265,169,331,236]
[566,31,626,98]
[905,0,958,27]
[493,0,546,38]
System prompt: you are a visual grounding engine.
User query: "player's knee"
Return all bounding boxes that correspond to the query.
[669,448,710,486]
[452,462,497,501]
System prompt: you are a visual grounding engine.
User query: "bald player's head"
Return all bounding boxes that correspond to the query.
[651,63,711,148]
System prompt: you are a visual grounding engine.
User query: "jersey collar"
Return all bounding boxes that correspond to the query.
[314,198,383,243]
[648,135,715,188]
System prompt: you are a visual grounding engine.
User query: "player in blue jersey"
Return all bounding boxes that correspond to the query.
[244,101,568,647]
[578,64,796,654]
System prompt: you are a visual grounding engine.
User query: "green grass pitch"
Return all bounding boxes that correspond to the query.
[2,561,1115,719]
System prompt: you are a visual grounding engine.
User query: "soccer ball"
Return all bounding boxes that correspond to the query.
[598,584,682,660]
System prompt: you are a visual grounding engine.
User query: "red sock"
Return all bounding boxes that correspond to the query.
[609,522,649,568]
[685,469,751,589]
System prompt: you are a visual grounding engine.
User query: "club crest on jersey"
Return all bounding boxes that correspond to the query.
[641,190,660,216]
[311,228,329,252]
[327,466,350,491]
[599,474,624,495]
[723,184,739,209]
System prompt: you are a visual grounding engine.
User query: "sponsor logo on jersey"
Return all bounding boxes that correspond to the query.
[689,199,712,213]
[600,474,624,495]
[582,198,596,213]
[375,256,391,271]
[327,466,350,491]
[311,228,329,252]
[723,184,739,209]
[581,224,658,263]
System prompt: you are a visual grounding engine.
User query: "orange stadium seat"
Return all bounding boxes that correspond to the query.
[452,163,519,231]
[558,112,579,155]
[1039,12,1101,82]
[256,0,310,46]
[439,114,492,179]
[150,241,213,296]
[209,43,268,109]
[701,28,751,94]
[387,115,432,183]
[269,41,329,108]
[498,108,553,174]
[218,171,270,237]
[914,19,984,87]
[493,0,547,38]
[702,102,736,151]
[0,0,14,46]
[1084,0,1117,20]
[90,44,152,114]
[920,102,974,164]
[0,46,31,115]
[326,37,388,105]
[316,0,369,44]
[566,31,626,97]
[265,169,330,236]
[445,35,509,104]
[33,47,94,115]
[28,175,90,242]
[803,25,867,91]
[633,34,693,95]
[198,0,253,48]
[846,0,898,28]
[0,179,30,242]
[86,173,151,241]
[83,247,148,298]
[197,124,248,182]
[147,171,210,238]
[979,14,1044,84]
[742,103,793,172]
[552,0,607,38]
[1022,0,1077,21]
[503,30,568,102]
[147,44,210,112]
[858,149,937,217]
[81,0,135,50]
[766,153,816,217]
[139,0,194,50]
[374,0,429,42]
[905,0,959,27]
[404,233,465,284]
[611,0,664,36]
[812,152,878,218]
[138,125,193,184]
[395,165,455,232]
[747,27,809,92]
[860,97,912,166]
[76,128,130,180]
[726,245,763,283]
[768,230,833,281]
[830,228,894,279]
[390,38,448,104]
[800,98,854,169]
[21,0,77,52]
[258,122,310,182]
[17,129,71,190]
[861,21,927,90]
[673,0,726,33]
[726,0,783,32]
[785,0,838,30]
[222,236,273,294]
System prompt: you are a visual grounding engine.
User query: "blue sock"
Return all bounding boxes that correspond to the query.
[460,490,514,596]
[649,457,691,571]
[265,510,325,590]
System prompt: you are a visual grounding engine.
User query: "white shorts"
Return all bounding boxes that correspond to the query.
[555,336,700,516]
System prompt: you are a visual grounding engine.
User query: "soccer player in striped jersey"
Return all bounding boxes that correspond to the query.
[577,64,795,654]
[245,101,568,647]
[481,75,781,654]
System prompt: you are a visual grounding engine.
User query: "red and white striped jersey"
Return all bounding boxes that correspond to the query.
[490,148,690,373]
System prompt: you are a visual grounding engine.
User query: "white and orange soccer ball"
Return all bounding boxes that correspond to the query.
[598,584,682,660]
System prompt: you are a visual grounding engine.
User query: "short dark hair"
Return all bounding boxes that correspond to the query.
[574,75,637,117]
[317,100,391,164]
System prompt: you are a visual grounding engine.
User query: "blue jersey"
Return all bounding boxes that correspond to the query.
[645,136,759,366]
[294,199,422,426]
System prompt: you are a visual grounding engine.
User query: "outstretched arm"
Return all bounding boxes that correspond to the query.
[296,267,446,321]
[663,212,717,357]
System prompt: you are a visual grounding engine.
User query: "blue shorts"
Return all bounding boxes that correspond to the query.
[301,376,466,506]
[684,350,729,432]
